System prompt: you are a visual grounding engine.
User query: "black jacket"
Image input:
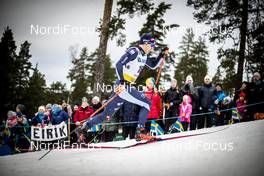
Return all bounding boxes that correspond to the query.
[248,81,264,112]
[163,87,182,110]
[119,101,140,127]
[198,83,215,110]
[92,102,103,113]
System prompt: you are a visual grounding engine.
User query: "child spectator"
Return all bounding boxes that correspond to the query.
[144,77,163,132]
[234,82,248,102]
[32,106,48,126]
[236,92,247,121]
[179,95,192,131]
[212,83,226,126]
[1,111,17,155]
[181,75,199,130]
[212,84,233,126]
[45,103,52,124]
[6,111,17,128]
[11,112,30,152]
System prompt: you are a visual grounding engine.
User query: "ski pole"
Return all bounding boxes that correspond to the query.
[155,47,169,85]
[70,93,119,136]
[79,93,118,124]
[155,57,165,85]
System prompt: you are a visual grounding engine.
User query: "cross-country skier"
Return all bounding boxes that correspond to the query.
[82,33,169,141]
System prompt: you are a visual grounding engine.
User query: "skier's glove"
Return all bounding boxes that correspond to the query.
[115,84,125,95]
[160,47,169,58]
[75,121,81,126]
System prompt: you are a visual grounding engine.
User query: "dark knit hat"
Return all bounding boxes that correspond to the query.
[16,104,25,112]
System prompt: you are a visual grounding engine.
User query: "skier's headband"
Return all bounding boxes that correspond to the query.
[140,34,155,48]
[142,39,155,48]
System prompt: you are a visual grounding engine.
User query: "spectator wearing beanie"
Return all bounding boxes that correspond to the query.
[91,96,103,113]
[51,104,69,125]
[15,104,29,124]
[2,111,17,154]
[32,106,48,126]
[213,83,233,126]
[181,75,199,130]
[6,111,17,128]
[236,92,247,121]
[198,75,215,128]
[144,77,163,132]
[163,79,182,131]
[45,103,53,124]
[11,112,30,152]
[74,97,94,126]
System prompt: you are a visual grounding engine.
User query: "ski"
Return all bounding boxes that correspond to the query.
[80,126,230,150]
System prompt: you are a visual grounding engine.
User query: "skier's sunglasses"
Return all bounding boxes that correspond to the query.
[146,41,155,48]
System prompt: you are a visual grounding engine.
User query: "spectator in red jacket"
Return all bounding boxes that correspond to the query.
[144,77,163,131]
[74,97,94,126]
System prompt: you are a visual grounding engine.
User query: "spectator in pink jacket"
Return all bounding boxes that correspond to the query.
[179,95,192,131]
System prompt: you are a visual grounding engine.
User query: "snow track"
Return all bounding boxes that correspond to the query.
[0,120,263,176]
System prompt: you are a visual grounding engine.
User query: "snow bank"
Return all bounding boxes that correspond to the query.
[0,120,263,176]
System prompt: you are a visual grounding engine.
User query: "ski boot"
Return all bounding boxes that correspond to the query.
[135,127,156,142]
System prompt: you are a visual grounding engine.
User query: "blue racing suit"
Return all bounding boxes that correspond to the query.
[84,46,163,128]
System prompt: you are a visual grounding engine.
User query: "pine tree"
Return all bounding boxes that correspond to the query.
[160,51,177,85]
[68,47,116,104]
[0,27,18,118]
[213,48,239,94]
[192,36,209,85]
[25,64,46,117]
[245,21,264,78]
[174,28,208,87]
[46,81,69,104]
[108,0,154,46]
[187,0,264,86]
[14,41,32,102]
[67,47,89,105]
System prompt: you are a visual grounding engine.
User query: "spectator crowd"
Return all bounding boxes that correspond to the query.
[0,72,263,155]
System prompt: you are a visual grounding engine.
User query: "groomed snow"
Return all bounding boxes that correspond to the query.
[0,120,263,176]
